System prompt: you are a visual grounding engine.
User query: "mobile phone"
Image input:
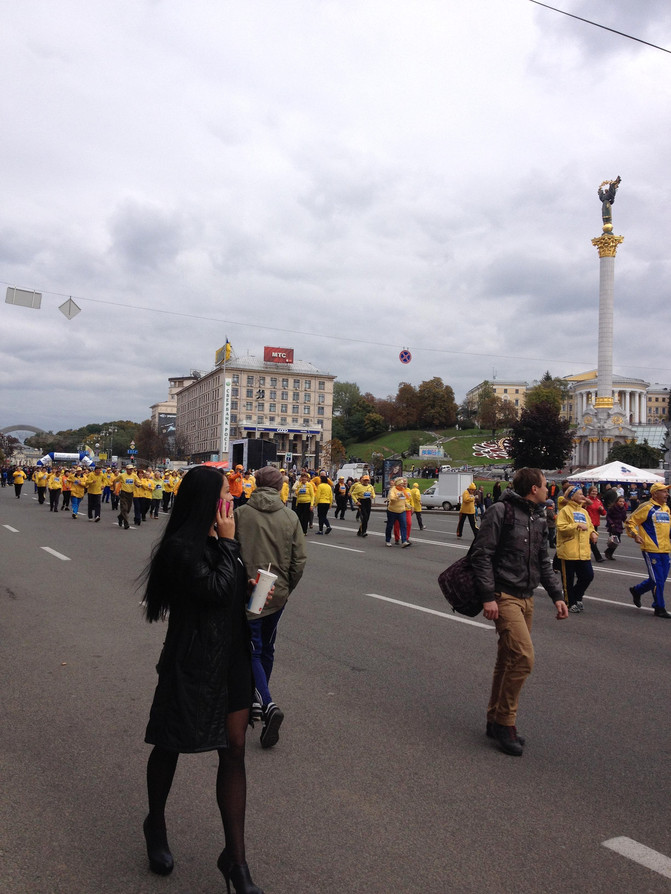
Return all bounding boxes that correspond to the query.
[217,498,224,515]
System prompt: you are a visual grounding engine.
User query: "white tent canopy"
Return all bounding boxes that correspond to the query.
[567,461,664,485]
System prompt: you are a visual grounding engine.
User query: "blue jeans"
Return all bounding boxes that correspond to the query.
[71,496,81,515]
[248,607,285,705]
[386,510,407,543]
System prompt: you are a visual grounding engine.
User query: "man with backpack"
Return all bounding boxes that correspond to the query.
[470,468,568,757]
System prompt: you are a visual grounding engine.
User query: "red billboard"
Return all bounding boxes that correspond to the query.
[264,346,294,364]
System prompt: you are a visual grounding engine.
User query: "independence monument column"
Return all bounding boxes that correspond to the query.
[573,177,633,466]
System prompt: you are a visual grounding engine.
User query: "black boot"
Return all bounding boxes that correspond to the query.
[143,816,174,875]
[217,849,264,893]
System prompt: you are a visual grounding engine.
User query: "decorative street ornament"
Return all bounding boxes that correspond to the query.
[59,298,81,320]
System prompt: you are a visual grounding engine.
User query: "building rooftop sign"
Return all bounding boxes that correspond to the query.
[263,346,294,364]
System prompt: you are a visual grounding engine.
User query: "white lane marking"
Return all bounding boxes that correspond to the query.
[3,525,19,533]
[366,593,493,630]
[41,547,71,561]
[603,837,671,879]
[310,542,364,554]
[584,594,653,611]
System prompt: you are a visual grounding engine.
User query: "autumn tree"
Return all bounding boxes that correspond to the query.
[416,377,458,429]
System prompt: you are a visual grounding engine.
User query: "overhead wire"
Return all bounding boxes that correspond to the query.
[3,278,671,378]
[528,0,671,55]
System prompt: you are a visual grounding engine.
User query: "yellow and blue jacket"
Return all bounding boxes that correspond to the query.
[625,500,671,553]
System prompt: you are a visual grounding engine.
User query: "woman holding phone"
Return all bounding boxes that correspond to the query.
[141,465,264,893]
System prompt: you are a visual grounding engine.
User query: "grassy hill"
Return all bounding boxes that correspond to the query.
[345,428,509,467]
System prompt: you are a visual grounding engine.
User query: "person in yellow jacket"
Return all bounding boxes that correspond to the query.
[556,484,598,613]
[410,481,424,531]
[293,471,314,534]
[34,467,50,504]
[625,481,671,618]
[456,482,478,538]
[60,469,73,512]
[279,469,290,505]
[385,477,411,547]
[13,467,27,498]
[85,466,105,522]
[314,472,333,535]
[47,468,64,513]
[240,470,256,504]
[69,468,87,518]
[117,465,137,529]
[351,474,376,537]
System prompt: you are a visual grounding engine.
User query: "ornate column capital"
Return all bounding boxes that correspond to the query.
[592,233,624,258]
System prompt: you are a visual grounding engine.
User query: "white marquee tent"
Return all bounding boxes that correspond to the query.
[567,461,665,485]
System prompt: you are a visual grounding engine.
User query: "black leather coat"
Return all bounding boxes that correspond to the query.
[144,537,250,752]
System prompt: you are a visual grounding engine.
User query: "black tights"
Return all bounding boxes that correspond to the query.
[146,707,250,864]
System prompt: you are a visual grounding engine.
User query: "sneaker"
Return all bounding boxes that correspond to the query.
[569,604,580,613]
[491,722,523,756]
[385,542,392,547]
[95,516,100,523]
[577,601,584,612]
[654,608,671,619]
[315,531,323,535]
[630,586,642,608]
[356,530,363,537]
[260,704,284,749]
[325,527,332,535]
[401,541,412,548]
[486,721,525,746]
[250,702,263,724]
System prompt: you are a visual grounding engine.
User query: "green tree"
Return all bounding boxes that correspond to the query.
[134,420,168,465]
[526,373,568,414]
[606,440,663,469]
[394,382,420,429]
[508,401,573,470]
[0,433,20,463]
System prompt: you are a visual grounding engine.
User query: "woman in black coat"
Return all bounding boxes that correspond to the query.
[141,465,264,894]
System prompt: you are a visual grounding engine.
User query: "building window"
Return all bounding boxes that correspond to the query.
[281,404,288,413]
[303,417,310,425]
[257,403,265,412]
[292,417,298,424]
[270,377,277,387]
[281,391,288,401]
[247,375,254,386]
[293,379,300,390]
[318,406,325,416]
[303,405,310,415]
[269,416,276,424]
[293,392,300,401]
[231,413,237,423]
[245,401,253,412]
[304,393,310,403]
[318,394,325,404]
[246,388,254,399]
[282,378,289,388]
[280,417,287,424]
[231,400,238,410]
[292,405,299,414]
[257,416,264,425]
[269,390,277,400]
[318,381,325,390]
[232,374,239,384]
[304,380,311,390]
[231,387,239,397]
[269,403,276,413]
[258,376,265,386]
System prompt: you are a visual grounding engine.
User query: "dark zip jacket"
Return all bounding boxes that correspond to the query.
[470,490,563,604]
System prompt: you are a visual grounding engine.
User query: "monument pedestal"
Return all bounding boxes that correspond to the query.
[573,403,634,467]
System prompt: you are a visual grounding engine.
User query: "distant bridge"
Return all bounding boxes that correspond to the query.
[1,424,47,442]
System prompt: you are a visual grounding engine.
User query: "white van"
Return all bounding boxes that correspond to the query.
[421,472,474,511]
[336,463,370,481]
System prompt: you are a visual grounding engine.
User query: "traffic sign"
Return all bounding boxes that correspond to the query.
[399,349,412,364]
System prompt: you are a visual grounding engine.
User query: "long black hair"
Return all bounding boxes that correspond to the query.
[141,465,224,622]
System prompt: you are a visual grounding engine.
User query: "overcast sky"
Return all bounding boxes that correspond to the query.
[2,0,670,435]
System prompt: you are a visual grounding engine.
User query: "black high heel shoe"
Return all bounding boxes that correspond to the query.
[143,816,174,875]
[217,849,264,894]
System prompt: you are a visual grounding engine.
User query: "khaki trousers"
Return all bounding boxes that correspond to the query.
[487,592,535,726]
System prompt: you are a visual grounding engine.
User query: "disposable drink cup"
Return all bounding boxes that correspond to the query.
[248,569,277,614]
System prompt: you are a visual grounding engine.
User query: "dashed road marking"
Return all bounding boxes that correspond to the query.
[3,525,19,533]
[603,836,671,879]
[366,593,493,630]
[41,547,71,561]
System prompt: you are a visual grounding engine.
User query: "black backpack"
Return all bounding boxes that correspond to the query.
[438,500,515,617]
